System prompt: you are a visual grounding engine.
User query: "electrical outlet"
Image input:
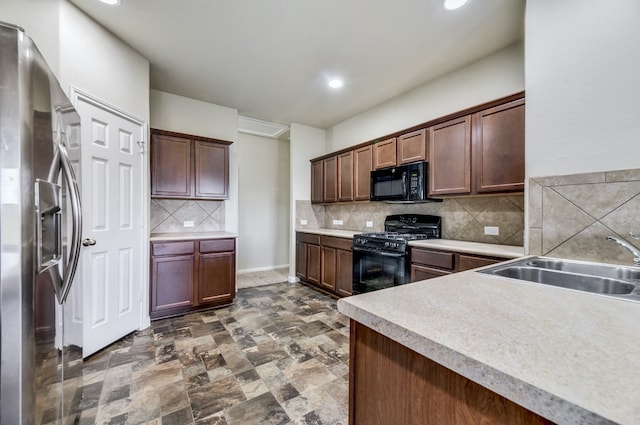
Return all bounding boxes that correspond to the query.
[183,220,195,228]
[366,221,373,228]
[332,219,338,225]
[484,226,499,236]
[336,219,343,225]
[300,219,308,225]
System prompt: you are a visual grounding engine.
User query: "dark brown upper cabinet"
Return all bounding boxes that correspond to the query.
[353,145,373,201]
[323,156,338,203]
[397,129,427,165]
[311,159,324,204]
[337,151,354,202]
[428,96,525,197]
[311,93,524,202]
[151,129,231,200]
[473,98,525,194]
[151,133,192,197]
[373,137,397,169]
[428,116,472,196]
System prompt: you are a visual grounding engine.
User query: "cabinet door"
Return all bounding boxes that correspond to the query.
[397,129,426,165]
[198,251,235,305]
[323,156,338,203]
[194,140,229,199]
[336,249,353,297]
[458,254,501,272]
[428,116,471,196]
[296,241,308,279]
[321,246,337,292]
[307,244,321,285]
[337,151,354,202]
[150,254,195,312]
[151,133,192,197]
[353,145,373,201]
[473,99,525,193]
[311,160,324,204]
[373,137,397,169]
[411,265,451,282]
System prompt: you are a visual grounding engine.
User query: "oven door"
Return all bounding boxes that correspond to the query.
[352,247,410,294]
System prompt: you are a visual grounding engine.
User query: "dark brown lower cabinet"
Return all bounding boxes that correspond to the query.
[349,321,554,425]
[410,247,505,281]
[150,238,236,319]
[296,233,321,285]
[296,232,352,297]
[335,249,353,297]
[151,254,195,314]
[321,246,337,292]
[198,239,235,306]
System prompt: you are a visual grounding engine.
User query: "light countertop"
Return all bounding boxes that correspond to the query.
[409,239,523,259]
[337,258,640,425]
[295,228,362,238]
[150,231,238,241]
[296,228,523,259]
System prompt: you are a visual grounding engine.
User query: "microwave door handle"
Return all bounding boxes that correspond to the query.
[402,171,408,199]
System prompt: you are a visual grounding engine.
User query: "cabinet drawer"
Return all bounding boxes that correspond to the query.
[200,238,235,253]
[152,241,195,256]
[411,248,455,270]
[458,254,502,272]
[297,232,321,245]
[411,265,451,282]
[321,236,352,251]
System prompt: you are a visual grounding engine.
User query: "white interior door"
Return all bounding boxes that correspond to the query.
[73,90,147,357]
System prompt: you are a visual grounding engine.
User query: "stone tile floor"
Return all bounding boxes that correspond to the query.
[66,282,350,425]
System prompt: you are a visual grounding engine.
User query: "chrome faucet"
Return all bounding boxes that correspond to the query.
[606,233,640,265]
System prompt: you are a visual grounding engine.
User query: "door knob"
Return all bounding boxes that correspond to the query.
[82,238,97,246]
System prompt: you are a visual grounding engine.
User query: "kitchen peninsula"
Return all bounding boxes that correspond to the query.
[338,263,640,425]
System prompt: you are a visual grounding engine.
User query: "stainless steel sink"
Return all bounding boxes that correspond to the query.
[478,256,640,302]
[525,258,640,281]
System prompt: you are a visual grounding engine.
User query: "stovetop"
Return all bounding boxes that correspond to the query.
[353,214,442,253]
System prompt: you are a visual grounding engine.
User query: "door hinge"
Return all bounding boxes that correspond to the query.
[137,140,145,154]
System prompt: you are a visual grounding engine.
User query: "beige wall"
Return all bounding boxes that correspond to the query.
[59,2,150,122]
[0,0,61,75]
[326,42,524,152]
[288,124,327,280]
[0,1,149,122]
[236,132,290,273]
[149,90,239,233]
[525,0,640,177]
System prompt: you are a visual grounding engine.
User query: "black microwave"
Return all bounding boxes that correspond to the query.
[370,161,440,202]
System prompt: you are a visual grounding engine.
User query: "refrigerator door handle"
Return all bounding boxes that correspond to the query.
[47,142,82,304]
[58,141,82,304]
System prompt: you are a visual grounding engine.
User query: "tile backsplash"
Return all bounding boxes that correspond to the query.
[296,195,525,246]
[151,199,225,233]
[528,168,640,265]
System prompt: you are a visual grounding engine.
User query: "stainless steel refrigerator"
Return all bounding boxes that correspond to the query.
[0,22,83,424]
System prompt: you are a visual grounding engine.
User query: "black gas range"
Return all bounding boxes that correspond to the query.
[352,214,441,294]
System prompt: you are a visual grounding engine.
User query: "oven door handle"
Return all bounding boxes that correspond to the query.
[352,246,406,258]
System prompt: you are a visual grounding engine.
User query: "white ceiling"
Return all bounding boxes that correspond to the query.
[69,0,525,130]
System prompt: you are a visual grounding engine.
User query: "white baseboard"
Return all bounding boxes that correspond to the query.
[288,275,299,283]
[237,264,289,275]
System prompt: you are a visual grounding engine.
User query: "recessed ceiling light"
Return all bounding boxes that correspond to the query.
[443,0,468,10]
[328,79,344,89]
[99,0,121,5]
